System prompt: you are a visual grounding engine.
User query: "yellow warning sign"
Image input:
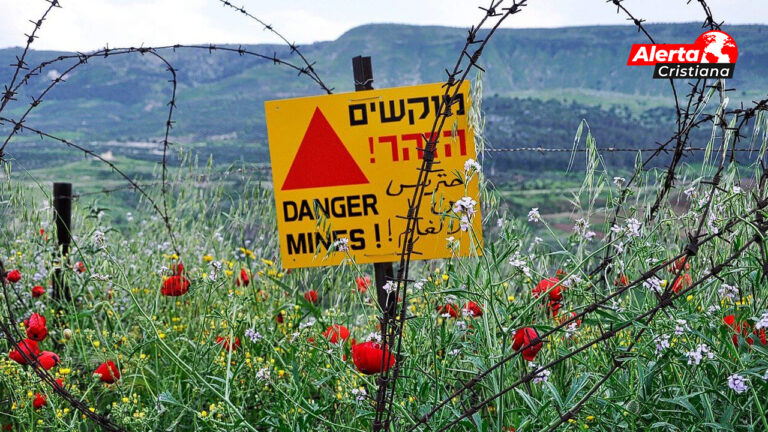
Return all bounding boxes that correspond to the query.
[265,81,482,269]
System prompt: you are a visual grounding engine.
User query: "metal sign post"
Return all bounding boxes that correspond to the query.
[52,182,72,301]
[352,55,396,320]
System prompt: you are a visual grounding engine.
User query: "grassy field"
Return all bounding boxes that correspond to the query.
[1,137,767,431]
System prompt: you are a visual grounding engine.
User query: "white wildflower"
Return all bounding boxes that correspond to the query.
[707,212,719,234]
[92,230,106,246]
[613,177,626,187]
[614,242,625,254]
[755,312,768,330]
[644,277,663,295]
[508,252,532,278]
[351,387,367,403]
[685,344,714,365]
[561,274,582,288]
[299,318,316,330]
[727,373,749,394]
[655,334,671,353]
[245,328,263,343]
[382,281,396,295]
[334,237,350,252]
[460,215,471,232]
[453,196,477,217]
[528,208,541,223]
[564,322,579,339]
[529,364,551,384]
[626,218,642,237]
[675,319,690,336]
[464,158,481,173]
[256,367,271,381]
[718,284,738,301]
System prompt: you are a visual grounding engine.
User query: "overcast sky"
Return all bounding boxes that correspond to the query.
[1,0,767,51]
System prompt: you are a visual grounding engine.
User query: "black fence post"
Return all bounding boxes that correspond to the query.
[52,182,72,301]
[352,55,396,320]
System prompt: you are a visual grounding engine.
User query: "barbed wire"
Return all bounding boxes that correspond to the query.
[375,1,531,430]
[405,172,768,430]
[0,0,60,114]
[485,146,763,153]
[1,0,766,431]
[0,259,128,431]
[0,1,328,429]
[401,1,768,430]
[216,0,332,94]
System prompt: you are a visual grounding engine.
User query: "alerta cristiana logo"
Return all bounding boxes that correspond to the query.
[627,30,738,79]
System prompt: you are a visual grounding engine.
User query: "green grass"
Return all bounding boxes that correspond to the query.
[1,136,767,431]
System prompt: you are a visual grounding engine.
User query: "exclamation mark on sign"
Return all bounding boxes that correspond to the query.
[368,137,375,163]
[374,223,381,248]
[387,219,392,242]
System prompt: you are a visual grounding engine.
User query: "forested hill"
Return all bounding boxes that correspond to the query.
[1,23,766,170]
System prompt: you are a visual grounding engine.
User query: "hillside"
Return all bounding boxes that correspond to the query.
[1,23,766,170]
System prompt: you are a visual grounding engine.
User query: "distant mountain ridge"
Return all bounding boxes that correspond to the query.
[1,23,766,169]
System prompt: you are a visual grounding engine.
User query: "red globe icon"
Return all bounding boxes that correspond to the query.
[695,30,738,63]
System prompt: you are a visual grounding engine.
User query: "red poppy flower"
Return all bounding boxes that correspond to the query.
[724,315,767,346]
[512,327,542,361]
[9,339,40,365]
[671,273,693,294]
[161,274,190,296]
[275,312,284,324]
[352,341,396,375]
[614,274,629,287]
[559,311,582,327]
[323,325,351,344]
[555,269,566,278]
[94,360,120,383]
[5,269,21,283]
[304,290,319,304]
[24,313,48,342]
[356,275,371,293]
[31,285,45,298]
[38,351,60,370]
[437,303,459,318]
[668,256,690,273]
[33,393,46,409]
[73,262,86,274]
[215,336,241,352]
[235,269,250,287]
[462,301,483,317]
[547,300,562,317]
[534,277,562,302]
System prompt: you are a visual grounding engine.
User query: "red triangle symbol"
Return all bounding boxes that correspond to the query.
[281,107,369,191]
